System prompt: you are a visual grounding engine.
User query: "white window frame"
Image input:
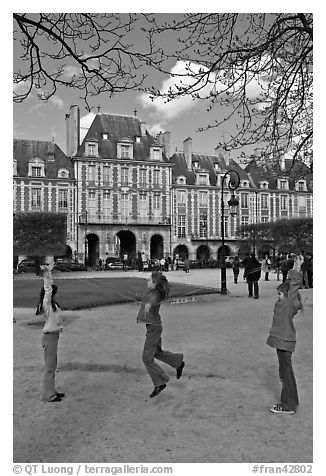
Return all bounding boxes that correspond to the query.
[31,188,42,208]
[28,158,45,177]
[58,189,68,209]
[261,193,269,209]
[241,192,249,208]
[153,170,160,185]
[177,215,186,238]
[153,193,160,210]
[280,194,288,210]
[177,190,186,205]
[121,168,129,186]
[88,164,96,182]
[139,169,147,185]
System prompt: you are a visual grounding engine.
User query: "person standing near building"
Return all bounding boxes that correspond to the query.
[267,281,301,414]
[244,253,261,299]
[137,271,184,398]
[261,254,272,281]
[183,258,190,274]
[39,264,64,403]
[232,256,240,284]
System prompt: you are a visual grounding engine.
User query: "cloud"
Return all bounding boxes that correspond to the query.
[138,60,269,126]
[138,61,211,123]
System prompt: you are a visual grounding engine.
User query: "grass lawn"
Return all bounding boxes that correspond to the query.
[13,277,218,310]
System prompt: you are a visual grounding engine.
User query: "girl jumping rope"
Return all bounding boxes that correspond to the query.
[137,271,185,398]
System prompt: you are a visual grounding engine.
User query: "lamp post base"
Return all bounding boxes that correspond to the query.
[220,266,228,295]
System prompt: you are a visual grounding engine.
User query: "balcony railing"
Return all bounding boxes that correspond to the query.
[79,214,171,225]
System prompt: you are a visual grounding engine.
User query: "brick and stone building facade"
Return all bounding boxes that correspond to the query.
[13,106,313,266]
[13,139,76,263]
[169,138,313,261]
[66,107,173,266]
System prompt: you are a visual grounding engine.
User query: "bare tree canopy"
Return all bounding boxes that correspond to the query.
[13,13,313,168]
[13,13,162,107]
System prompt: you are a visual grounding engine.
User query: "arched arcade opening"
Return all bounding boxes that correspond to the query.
[173,244,189,260]
[116,230,136,264]
[150,234,164,260]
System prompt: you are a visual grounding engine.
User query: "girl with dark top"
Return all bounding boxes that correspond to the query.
[137,271,185,398]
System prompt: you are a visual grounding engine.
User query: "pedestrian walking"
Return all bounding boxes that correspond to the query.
[137,271,185,398]
[38,264,64,403]
[160,257,166,272]
[98,258,102,270]
[232,256,240,284]
[266,281,302,414]
[301,252,310,289]
[183,258,190,274]
[281,254,295,283]
[244,253,261,299]
[261,254,272,281]
[307,253,313,288]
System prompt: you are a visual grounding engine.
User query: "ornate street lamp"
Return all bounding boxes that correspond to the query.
[220,170,240,294]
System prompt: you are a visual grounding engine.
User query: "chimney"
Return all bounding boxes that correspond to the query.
[280,156,285,170]
[215,146,229,166]
[140,121,147,137]
[183,137,192,170]
[163,131,171,159]
[65,105,80,157]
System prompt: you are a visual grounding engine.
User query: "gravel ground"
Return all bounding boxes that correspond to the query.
[13,271,313,463]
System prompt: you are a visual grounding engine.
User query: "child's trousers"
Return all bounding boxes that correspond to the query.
[142,324,183,387]
[41,332,59,402]
[277,349,299,411]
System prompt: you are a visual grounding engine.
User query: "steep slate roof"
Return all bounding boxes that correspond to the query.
[13,139,73,178]
[245,158,313,192]
[170,151,249,186]
[76,114,169,162]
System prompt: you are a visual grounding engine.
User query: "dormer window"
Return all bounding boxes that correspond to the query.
[28,157,45,177]
[259,181,269,189]
[135,136,141,143]
[241,180,249,188]
[86,141,98,157]
[150,144,163,161]
[177,176,187,185]
[278,178,289,190]
[13,159,17,176]
[197,173,208,186]
[214,163,219,171]
[102,133,109,140]
[193,161,199,169]
[58,168,69,179]
[296,180,306,192]
[117,138,134,159]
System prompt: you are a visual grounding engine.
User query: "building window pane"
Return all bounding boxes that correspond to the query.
[261,194,269,209]
[199,213,208,237]
[31,188,42,207]
[177,215,186,238]
[103,166,110,183]
[153,170,160,185]
[241,193,249,208]
[121,145,130,158]
[88,143,96,156]
[298,181,305,191]
[199,191,208,206]
[139,169,146,185]
[280,194,288,210]
[153,193,160,210]
[59,189,68,208]
[177,190,186,205]
[31,166,41,177]
[88,165,96,182]
[121,168,129,185]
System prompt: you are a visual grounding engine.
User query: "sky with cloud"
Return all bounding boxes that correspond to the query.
[12,11,305,158]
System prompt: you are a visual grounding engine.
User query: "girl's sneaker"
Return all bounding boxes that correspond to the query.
[269,403,295,414]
